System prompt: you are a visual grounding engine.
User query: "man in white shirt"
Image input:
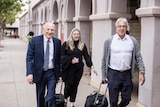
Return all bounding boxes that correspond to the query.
[101,18,145,107]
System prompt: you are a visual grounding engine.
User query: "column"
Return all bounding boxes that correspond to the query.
[136,0,160,107]
[89,0,131,86]
[73,16,91,74]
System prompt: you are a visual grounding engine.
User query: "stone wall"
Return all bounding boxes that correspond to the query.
[129,22,141,44]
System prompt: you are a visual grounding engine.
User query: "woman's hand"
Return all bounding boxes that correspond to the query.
[72,57,79,64]
[91,66,98,76]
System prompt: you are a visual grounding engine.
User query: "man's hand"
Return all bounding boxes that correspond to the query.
[101,78,107,84]
[27,74,33,84]
[58,77,62,83]
[139,73,145,85]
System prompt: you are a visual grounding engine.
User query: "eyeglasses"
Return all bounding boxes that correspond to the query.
[117,25,127,28]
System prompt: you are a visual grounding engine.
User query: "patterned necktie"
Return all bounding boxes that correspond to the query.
[43,40,50,71]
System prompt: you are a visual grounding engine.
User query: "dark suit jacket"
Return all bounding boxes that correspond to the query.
[26,35,61,83]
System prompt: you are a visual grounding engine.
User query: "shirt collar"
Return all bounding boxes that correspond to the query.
[115,34,129,40]
[43,35,51,42]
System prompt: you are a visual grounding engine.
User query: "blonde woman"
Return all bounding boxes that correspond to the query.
[61,28,97,107]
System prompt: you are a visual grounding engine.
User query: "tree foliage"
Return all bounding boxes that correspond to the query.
[0,0,29,29]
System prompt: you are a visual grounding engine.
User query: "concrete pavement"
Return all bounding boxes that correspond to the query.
[0,37,138,107]
[0,37,36,107]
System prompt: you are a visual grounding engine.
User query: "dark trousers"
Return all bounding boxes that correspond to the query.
[63,66,83,102]
[64,83,78,102]
[107,68,133,107]
[36,69,57,107]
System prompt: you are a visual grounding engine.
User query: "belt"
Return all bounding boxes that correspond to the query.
[109,68,131,72]
[43,68,54,71]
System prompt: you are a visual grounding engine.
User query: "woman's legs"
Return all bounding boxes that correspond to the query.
[69,70,83,107]
[69,85,78,107]
[64,83,72,100]
[64,67,83,107]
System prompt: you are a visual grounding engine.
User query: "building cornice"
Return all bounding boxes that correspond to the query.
[73,16,89,22]
[136,6,160,17]
[89,13,131,21]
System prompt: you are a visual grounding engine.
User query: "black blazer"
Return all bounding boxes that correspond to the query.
[61,41,92,83]
[26,35,61,83]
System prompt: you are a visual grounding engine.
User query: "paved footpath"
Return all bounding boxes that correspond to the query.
[0,37,97,107]
[0,37,137,107]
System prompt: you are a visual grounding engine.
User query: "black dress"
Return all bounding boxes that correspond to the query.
[61,41,93,102]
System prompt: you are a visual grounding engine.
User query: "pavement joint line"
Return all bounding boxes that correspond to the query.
[0,82,15,84]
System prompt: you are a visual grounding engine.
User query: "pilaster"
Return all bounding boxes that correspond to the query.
[89,0,131,86]
[136,3,160,107]
[73,16,91,74]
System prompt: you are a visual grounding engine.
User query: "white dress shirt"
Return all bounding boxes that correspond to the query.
[43,35,54,69]
[109,34,134,71]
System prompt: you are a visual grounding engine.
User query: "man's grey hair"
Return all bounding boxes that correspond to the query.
[115,17,129,31]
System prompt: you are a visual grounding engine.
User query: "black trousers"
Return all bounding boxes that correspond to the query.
[36,69,57,107]
[64,83,78,102]
[63,66,83,102]
[107,68,133,107]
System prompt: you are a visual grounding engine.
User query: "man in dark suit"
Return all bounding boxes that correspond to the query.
[26,22,62,107]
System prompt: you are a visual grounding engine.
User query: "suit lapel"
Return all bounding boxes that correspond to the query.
[40,35,44,58]
[51,37,56,64]
[52,37,56,57]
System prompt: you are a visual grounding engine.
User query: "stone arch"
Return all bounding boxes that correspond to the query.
[53,1,58,22]
[32,10,37,34]
[60,4,64,41]
[61,0,75,42]
[67,0,75,19]
[45,6,48,22]
[52,1,58,37]
[61,5,64,19]
[36,11,39,23]
[59,1,64,19]
[41,9,43,22]
[79,0,92,16]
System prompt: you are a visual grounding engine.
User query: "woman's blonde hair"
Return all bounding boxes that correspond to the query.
[66,28,84,51]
